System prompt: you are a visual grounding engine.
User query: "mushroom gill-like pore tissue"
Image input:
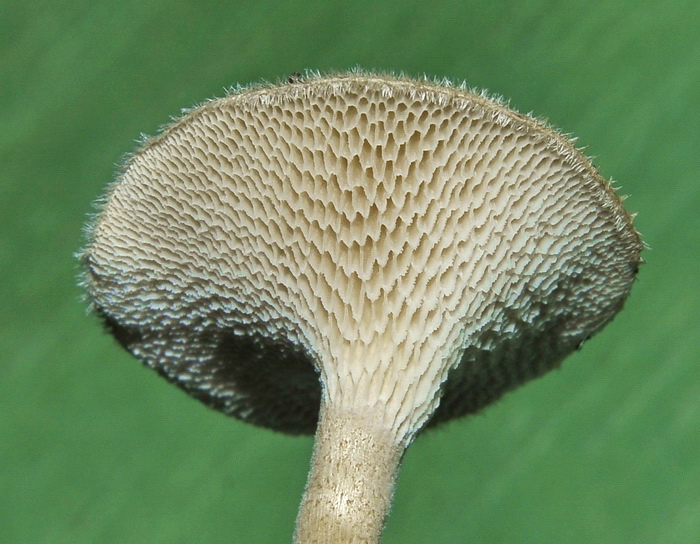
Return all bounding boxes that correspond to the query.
[81,71,643,544]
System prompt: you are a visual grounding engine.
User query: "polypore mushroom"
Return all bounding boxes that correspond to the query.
[80,71,643,543]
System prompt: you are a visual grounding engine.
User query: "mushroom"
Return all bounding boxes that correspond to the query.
[80,71,643,543]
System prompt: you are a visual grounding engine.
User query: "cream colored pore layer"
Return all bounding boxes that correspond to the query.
[90,76,639,441]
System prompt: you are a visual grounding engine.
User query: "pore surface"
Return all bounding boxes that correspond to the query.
[85,75,642,439]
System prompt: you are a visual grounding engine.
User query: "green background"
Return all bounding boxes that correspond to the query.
[2,1,699,542]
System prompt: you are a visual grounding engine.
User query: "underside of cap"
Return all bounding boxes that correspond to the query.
[81,70,643,439]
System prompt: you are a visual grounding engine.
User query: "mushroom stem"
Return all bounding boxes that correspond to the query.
[294,402,404,544]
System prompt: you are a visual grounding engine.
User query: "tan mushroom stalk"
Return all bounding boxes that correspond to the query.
[80,71,643,543]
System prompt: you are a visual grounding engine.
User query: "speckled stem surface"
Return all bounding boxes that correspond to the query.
[294,403,404,544]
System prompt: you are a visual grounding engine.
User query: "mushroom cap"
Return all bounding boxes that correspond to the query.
[82,72,642,440]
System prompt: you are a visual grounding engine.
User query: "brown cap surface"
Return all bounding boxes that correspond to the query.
[82,72,643,441]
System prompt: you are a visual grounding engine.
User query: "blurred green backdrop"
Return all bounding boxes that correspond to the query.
[2,0,699,542]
